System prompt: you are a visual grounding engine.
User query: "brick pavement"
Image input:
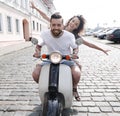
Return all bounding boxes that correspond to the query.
[0,39,120,116]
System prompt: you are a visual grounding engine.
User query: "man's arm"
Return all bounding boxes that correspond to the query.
[72,47,79,59]
[73,47,79,54]
[33,45,42,58]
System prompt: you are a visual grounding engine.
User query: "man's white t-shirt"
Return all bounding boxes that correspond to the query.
[38,30,77,55]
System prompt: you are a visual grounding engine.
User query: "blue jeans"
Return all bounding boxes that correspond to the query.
[40,59,77,67]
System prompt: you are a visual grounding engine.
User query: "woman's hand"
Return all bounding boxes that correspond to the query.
[103,49,111,55]
[30,1,35,9]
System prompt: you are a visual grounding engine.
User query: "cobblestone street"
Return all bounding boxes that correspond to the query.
[0,40,120,116]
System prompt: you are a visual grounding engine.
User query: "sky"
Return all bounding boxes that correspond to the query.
[53,0,120,28]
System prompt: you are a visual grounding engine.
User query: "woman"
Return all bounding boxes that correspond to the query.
[31,2,110,101]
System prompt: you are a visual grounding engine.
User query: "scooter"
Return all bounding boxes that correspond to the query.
[39,52,73,116]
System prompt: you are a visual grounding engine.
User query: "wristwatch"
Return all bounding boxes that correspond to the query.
[73,51,78,54]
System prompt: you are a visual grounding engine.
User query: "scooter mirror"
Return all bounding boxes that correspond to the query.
[76,38,83,46]
[30,37,38,45]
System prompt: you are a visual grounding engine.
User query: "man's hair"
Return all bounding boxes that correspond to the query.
[50,13,63,23]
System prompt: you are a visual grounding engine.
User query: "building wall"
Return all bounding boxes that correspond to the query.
[0,0,55,42]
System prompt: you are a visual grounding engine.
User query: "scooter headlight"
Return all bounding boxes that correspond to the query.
[50,52,62,64]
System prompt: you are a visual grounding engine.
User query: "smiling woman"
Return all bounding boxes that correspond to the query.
[53,0,120,28]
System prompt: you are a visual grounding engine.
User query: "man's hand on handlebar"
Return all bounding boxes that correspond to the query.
[33,48,41,58]
[71,54,79,59]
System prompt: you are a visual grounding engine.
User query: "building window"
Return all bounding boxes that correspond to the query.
[40,24,41,31]
[5,0,12,2]
[32,21,35,30]
[16,19,19,33]
[20,0,23,7]
[0,14,3,32]
[24,0,28,9]
[20,0,28,9]
[7,16,12,32]
[37,22,39,31]
[13,0,19,4]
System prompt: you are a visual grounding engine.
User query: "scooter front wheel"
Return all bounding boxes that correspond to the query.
[42,94,63,116]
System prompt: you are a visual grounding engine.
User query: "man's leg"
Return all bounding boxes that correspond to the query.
[61,60,81,88]
[32,64,41,83]
[73,59,82,71]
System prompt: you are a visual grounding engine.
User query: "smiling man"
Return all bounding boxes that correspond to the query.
[32,13,81,101]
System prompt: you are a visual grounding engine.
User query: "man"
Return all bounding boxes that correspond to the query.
[32,13,81,101]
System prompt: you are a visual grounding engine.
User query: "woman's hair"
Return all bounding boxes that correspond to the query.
[65,15,86,39]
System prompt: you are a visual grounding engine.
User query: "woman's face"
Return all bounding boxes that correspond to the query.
[68,17,80,31]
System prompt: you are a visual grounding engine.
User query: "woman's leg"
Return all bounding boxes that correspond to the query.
[71,65,81,101]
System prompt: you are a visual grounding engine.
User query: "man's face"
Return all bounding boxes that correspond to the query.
[50,18,64,37]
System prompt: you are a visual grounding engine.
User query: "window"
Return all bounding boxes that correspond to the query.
[37,22,39,31]
[114,29,120,37]
[13,0,19,4]
[7,16,12,32]
[20,0,23,6]
[40,24,41,31]
[32,21,35,30]
[0,14,3,32]
[21,0,28,9]
[5,0,12,2]
[24,0,28,9]
[12,0,19,6]
[16,19,19,33]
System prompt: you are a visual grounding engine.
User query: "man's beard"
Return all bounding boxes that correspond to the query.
[51,29,62,37]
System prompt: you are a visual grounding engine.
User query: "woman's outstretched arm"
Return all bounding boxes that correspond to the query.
[83,39,110,55]
[30,1,50,22]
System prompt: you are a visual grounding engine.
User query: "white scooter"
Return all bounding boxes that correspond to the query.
[39,52,73,116]
[31,38,74,115]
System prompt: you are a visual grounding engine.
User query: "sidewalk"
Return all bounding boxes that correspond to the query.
[0,41,32,56]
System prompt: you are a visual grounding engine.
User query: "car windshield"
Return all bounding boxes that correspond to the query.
[106,28,117,34]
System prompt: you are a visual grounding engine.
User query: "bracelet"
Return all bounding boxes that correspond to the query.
[36,45,41,50]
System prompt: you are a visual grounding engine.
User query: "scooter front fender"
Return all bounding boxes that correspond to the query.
[39,64,73,108]
[59,64,73,108]
[39,64,50,103]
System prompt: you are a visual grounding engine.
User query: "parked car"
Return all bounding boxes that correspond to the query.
[97,28,112,39]
[106,28,120,43]
[85,31,93,36]
[93,29,103,37]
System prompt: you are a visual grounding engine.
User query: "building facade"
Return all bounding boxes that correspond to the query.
[0,0,55,42]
